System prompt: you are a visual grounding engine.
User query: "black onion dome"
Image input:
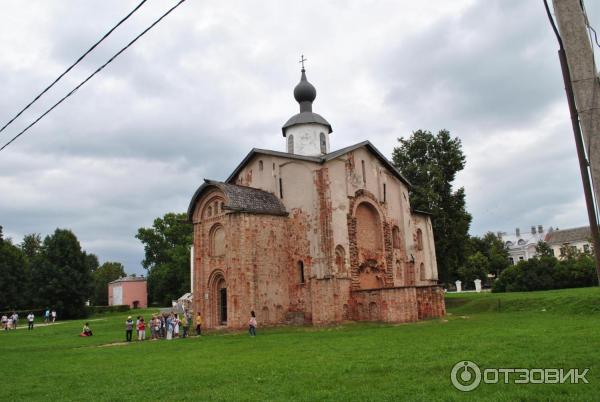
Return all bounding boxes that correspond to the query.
[293,69,316,104]
[282,68,332,136]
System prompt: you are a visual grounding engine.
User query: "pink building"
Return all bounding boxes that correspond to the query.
[108,276,147,308]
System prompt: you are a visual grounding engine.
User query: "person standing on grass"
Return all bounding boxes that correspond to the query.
[152,315,162,339]
[137,317,146,341]
[248,311,257,337]
[149,314,156,340]
[125,316,134,342]
[1,314,7,330]
[44,308,49,323]
[174,313,180,338]
[166,314,174,340]
[184,309,191,338]
[27,312,34,330]
[195,312,203,336]
[12,312,18,329]
[51,309,56,323]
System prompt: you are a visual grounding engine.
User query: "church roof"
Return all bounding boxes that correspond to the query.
[187,180,288,221]
[109,275,146,284]
[545,226,591,245]
[225,140,411,188]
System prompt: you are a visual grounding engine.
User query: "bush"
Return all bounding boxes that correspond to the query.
[86,305,130,314]
[493,254,598,292]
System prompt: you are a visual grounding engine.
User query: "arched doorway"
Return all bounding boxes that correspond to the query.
[209,271,227,327]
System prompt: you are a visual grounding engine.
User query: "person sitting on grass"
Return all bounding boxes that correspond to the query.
[80,323,93,337]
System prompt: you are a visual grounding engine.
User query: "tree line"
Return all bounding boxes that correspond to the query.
[0,225,125,317]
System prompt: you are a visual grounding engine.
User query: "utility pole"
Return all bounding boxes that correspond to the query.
[547,0,600,282]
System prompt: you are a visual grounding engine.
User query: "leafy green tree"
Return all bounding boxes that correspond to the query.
[20,233,42,260]
[0,230,28,309]
[30,229,93,318]
[467,232,510,277]
[458,252,489,287]
[136,212,192,306]
[84,253,100,273]
[535,241,554,257]
[392,129,472,284]
[91,262,126,305]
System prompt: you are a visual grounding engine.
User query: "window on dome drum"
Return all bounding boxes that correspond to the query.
[416,229,423,251]
[509,257,514,265]
[319,132,326,154]
[519,256,524,261]
[288,135,294,153]
[361,160,366,185]
[259,160,263,171]
[279,177,283,198]
[297,261,305,284]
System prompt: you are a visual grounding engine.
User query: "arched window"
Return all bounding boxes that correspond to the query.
[416,229,423,251]
[320,132,326,154]
[517,239,526,246]
[210,224,226,257]
[288,135,294,153]
[259,160,263,171]
[392,226,401,249]
[335,245,346,273]
[297,261,305,284]
[419,263,426,281]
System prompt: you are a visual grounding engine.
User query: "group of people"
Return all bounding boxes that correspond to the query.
[124,310,195,342]
[44,308,57,323]
[1,312,19,330]
[121,310,258,340]
[1,311,38,331]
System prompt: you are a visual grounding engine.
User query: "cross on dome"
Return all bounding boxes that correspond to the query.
[299,54,307,71]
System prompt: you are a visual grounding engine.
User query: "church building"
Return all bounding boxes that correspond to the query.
[187,66,445,329]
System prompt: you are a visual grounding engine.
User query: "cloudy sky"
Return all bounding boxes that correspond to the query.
[0,0,597,274]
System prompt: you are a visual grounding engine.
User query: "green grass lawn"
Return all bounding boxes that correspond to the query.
[2,288,600,401]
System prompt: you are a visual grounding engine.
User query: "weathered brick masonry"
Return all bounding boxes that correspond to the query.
[186,69,445,329]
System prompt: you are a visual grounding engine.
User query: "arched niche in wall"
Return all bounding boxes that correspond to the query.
[210,223,226,257]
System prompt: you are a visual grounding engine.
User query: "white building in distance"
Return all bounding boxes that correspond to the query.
[498,225,593,264]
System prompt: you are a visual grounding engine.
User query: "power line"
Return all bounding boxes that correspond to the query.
[0,0,186,152]
[0,0,148,136]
